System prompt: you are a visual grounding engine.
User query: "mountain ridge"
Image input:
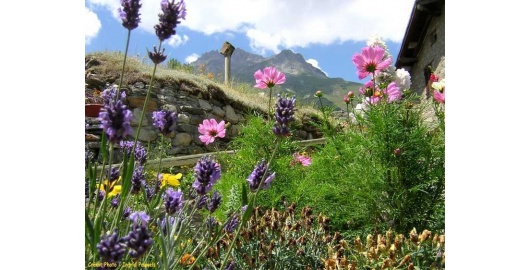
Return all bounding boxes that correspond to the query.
[190,47,362,109]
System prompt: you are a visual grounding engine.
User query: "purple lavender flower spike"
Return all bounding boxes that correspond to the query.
[225,261,236,270]
[124,212,153,259]
[122,207,132,220]
[192,156,221,195]
[207,191,222,213]
[97,229,127,268]
[224,213,239,233]
[134,144,147,165]
[148,46,167,64]
[119,140,135,155]
[154,0,187,42]
[99,91,132,144]
[247,159,276,192]
[118,0,142,30]
[110,195,120,208]
[205,216,218,231]
[129,211,150,227]
[197,194,207,210]
[152,110,177,136]
[131,166,146,195]
[272,94,296,137]
[164,188,184,215]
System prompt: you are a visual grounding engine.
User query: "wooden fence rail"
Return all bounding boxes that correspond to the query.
[94,138,326,172]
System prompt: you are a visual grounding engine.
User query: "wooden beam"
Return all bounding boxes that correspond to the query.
[94,138,328,172]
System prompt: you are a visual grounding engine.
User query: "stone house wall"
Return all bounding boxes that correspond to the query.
[409,6,445,97]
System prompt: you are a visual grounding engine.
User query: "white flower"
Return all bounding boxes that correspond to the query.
[367,35,390,58]
[394,68,411,90]
[375,65,396,85]
[431,79,445,91]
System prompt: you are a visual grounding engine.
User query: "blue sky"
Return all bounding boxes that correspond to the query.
[85,0,416,84]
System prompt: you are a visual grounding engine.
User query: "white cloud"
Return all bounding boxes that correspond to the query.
[306,59,328,76]
[87,0,415,54]
[85,7,102,45]
[167,34,189,47]
[185,53,199,63]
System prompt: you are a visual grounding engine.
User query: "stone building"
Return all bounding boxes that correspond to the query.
[395,0,445,98]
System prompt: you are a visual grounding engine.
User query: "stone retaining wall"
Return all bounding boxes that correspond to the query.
[85,62,323,163]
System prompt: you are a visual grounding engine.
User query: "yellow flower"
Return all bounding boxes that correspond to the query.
[97,180,122,197]
[160,173,182,188]
[180,254,195,265]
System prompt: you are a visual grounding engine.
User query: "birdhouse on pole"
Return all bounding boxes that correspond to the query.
[220,42,235,86]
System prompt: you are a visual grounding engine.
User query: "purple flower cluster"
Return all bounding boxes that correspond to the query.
[99,90,132,144]
[154,0,187,42]
[207,191,222,213]
[107,166,120,182]
[123,212,153,259]
[148,46,167,64]
[158,216,176,235]
[164,188,184,215]
[192,156,221,195]
[224,213,239,233]
[97,229,127,268]
[118,0,142,30]
[272,94,296,137]
[152,110,177,136]
[247,159,276,192]
[131,166,146,194]
[110,195,120,208]
[119,141,147,165]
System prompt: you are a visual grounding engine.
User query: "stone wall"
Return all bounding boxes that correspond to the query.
[409,6,445,97]
[85,60,323,162]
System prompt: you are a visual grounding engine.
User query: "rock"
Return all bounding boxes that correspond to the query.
[131,108,149,127]
[130,127,158,142]
[172,133,192,146]
[224,105,239,124]
[168,147,187,155]
[190,115,204,125]
[158,87,175,97]
[230,125,241,136]
[188,146,204,154]
[85,134,100,141]
[85,74,105,89]
[295,130,307,140]
[177,113,190,124]
[162,104,177,112]
[134,82,145,89]
[180,105,204,115]
[158,95,177,103]
[198,99,212,111]
[127,97,158,112]
[176,124,198,134]
[212,106,225,117]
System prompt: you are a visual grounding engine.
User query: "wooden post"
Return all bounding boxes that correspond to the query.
[219,41,235,86]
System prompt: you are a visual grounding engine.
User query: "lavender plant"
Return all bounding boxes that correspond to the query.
[85,1,444,268]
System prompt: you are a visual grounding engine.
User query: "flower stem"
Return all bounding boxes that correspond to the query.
[133,41,161,152]
[219,138,280,269]
[116,30,131,102]
[268,87,273,118]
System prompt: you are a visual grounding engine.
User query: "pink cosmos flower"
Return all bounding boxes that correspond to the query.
[359,81,401,104]
[352,46,392,80]
[385,82,402,103]
[433,90,445,104]
[254,67,286,89]
[292,152,311,167]
[198,119,226,145]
